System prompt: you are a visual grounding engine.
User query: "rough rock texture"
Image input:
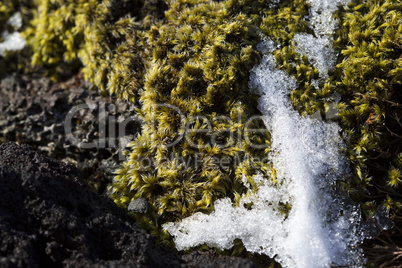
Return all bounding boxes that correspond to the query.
[0,72,141,194]
[0,142,257,268]
[181,252,259,268]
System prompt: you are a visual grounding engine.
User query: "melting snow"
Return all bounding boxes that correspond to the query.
[0,12,26,56]
[293,0,351,78]
[164,49,365,267]
[164,0,367,267]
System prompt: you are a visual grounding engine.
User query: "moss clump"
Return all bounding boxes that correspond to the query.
[25,0,168,87]
[334,2,402,264]
[335,0,402,199]
[111,0,273,227]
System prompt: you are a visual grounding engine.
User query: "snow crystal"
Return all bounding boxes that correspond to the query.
[293,33,335,78]
[0,12,26,56]
[292,0,351,78]
[0,32,26,56]
[307,0,350,37]
[8,12,23,29]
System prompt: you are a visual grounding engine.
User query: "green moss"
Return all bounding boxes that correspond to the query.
[25,0,157,86]
[110,0,273,225]
[335,0,402,202]
[255,0,402,210]
[255,1,402,264]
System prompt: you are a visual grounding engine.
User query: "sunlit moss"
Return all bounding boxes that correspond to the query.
[110,0,274,226]
[24,0,161,91]
[333,0,402,205]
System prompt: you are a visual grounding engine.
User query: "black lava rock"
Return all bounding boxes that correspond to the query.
[0,72,141,194]
[0,142,257,268]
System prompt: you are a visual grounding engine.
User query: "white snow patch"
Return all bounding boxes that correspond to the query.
[292,0,351,78]
[164,1,366,267]
[0,12,26,56]
[164,50,365,268]
[293,34,335,79]
[307,0,350,37]
[8,12,23,29]
[0,32,26,56]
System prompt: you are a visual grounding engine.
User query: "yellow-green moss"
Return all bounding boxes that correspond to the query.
[335,0,402,202]
[25,0,159,90]
[256,0,402,209]
[111,0,273,224]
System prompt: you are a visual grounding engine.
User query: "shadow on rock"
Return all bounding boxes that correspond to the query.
[0,142,256,268]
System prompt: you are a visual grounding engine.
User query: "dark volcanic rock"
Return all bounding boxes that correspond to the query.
[0,142,179,268]
[0,142,257,268]
[182,251,259,268]
[128,198,149,213]
[0,72,141,194]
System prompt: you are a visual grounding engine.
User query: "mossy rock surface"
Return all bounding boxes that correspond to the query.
[2,0,402,266]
